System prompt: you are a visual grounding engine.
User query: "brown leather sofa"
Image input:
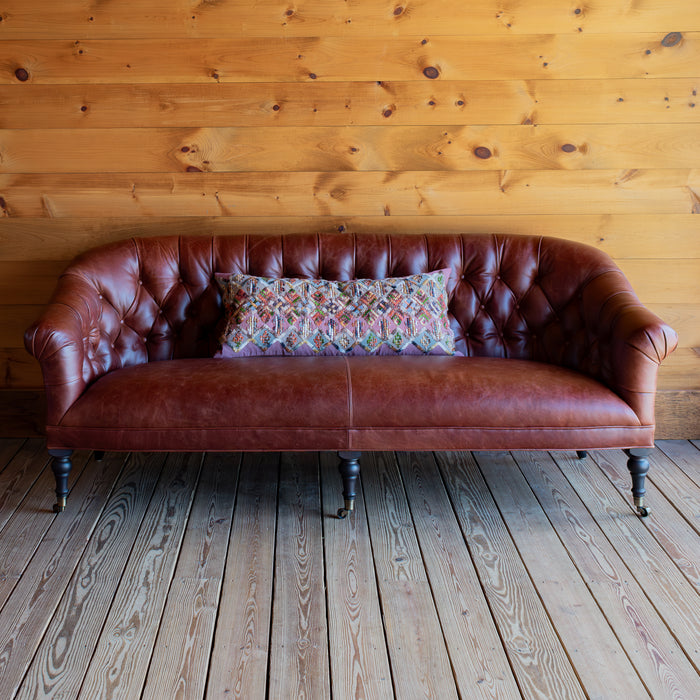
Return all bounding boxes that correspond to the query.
[25,233,677,518]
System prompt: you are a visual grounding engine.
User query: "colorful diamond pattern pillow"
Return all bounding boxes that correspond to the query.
[215,270,456,356]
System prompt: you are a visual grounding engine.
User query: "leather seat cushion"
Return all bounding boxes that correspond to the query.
[346,356,647,449]
[50,356,646,452]
[55,357,351,451]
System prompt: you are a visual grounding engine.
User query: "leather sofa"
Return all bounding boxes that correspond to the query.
[24,233,677,518]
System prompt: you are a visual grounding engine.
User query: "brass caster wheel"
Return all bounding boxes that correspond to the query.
[636,505,651,517]
[53,498,66,513]
[337,507,349,519]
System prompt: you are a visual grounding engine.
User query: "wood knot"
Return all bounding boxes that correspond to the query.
[561,143,577,153]
[186,166,203,172]
[272,104,280,111]
[309,72,317,79]
[661,32,682,47]
[423,66,439,79]
[474,146,492,159]
[15,68,29,82]
[393,6,404,16]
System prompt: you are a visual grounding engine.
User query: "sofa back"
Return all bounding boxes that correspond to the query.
[49,232,631,378]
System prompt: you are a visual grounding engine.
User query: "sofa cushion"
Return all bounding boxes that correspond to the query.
[215,269,456,357]
[54,357,352,451]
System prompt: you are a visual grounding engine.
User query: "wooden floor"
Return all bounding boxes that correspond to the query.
[0,441,698,699]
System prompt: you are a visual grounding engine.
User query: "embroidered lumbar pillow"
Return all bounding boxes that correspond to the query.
[215,269,456,356]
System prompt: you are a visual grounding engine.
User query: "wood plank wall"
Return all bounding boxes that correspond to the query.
[1,1,699,389]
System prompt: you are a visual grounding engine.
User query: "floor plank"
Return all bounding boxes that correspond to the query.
[142,453,240,700]
[76,452,203,699]
[475,451,650,699]
[516,450,700,698]
[268,453,330,700]
[435,451,587,700]
[0,438,24,471]
[656,439,700,488]
[206,453,279,700]
[320,452,393,700]
[362,452,459,700]
[0,450,92,610]
[0,451,125,698]
[397,451,520,700]
[646,450,700,534]
[592,448,700,591]
[0,439,48,532]
[16,453,165,699]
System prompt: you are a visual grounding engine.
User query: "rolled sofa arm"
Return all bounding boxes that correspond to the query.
[581,269,678,427]
[24,276,126,427]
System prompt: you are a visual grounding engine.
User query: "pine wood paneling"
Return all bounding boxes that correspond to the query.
[3,79,699,129]
[2,34,699,85]
[4,124,700,173]
[2,170,699,219]
[2,215,699,261]
[2,1,699,38]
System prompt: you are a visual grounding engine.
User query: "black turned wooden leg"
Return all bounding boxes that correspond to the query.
[337,451,361,519]
[625,448,653,517]
[49,449,73,513]
[576,451,588,459]
[93,450,105,462]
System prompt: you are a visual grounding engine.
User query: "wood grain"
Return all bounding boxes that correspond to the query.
[646,449,700,532]
[2,34,698,85]
[396,452,520,699]
[319,452,393,700]
[589,448,700,590]
[435,451,586,700]
[2,214,699,261]
[0,450,121,699]
[2,0,699,38]
[206,453,279,699]
[0,435,23,470]
[5,124,700,173]
[17,453,165,700]
[3,79,699,129]
[142,453,239,700]
[571,450,700,658]
[0,438,46,531]
[0,449,90,608]
[475,451,649,699]
[656,439,700,486]
[361,452,459,699]
[268,452,330,700]
[515,450,700,698]
[2,170,699,218]
[77,452,202,699]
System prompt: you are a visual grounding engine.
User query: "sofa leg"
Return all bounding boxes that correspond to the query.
[576,450,588,459]
[94,450,105,462]
[624,448,653,517]
[49,449,73,513]
[336,451,361,519]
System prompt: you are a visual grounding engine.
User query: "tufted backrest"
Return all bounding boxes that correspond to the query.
[50,233,629,387]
